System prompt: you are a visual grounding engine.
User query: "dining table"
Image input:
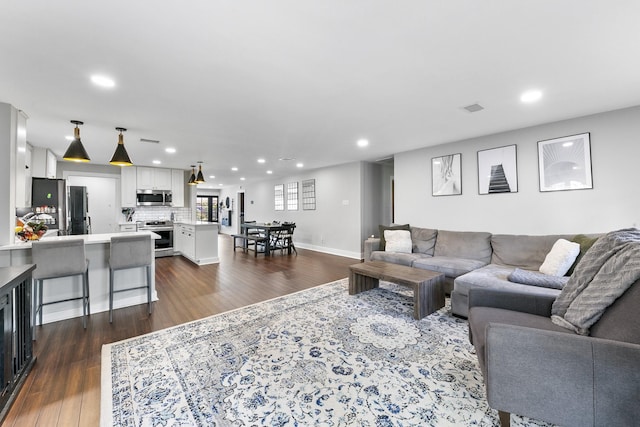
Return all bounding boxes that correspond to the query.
[239,222,294,256]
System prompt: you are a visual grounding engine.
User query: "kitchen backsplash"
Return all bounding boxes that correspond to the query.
[128,206,192,222]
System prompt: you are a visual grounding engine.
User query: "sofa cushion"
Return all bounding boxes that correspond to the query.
[384,230,412,253]
[539,239,580,276]
[412,256,487,279]
[567,234,600,275]
[454,264,562,299]
[590,279,640,345]
[491,234,572,270]
[370,251,429,267]
[378,224,410,251]
[410,227,438,255]
[434,230,492,263]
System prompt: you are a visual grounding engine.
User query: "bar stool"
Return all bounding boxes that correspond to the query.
[109,234,153,323]
[31,239,90,340]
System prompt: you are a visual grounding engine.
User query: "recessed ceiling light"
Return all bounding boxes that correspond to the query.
[520,89,542,103]
[257,158,266,164]
[152,160,161,165]
[90,74,115,88]
[209,175,215,179]
[357,139,369,147]
[165,147,176,154]
[231,167,238,171]
[266,170,273,174]
[219,183,224,186]
[240,177,245,181]
[296,163,304,168]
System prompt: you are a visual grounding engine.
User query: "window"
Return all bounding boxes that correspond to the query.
[302,179,316,210]
[196,195,219,222]
[274,184,284,211]
[287,182,298,210]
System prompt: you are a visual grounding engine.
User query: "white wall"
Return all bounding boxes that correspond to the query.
[242,162,362,258]
[395,106,640,235]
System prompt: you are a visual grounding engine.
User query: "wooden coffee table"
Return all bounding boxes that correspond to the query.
[349,261,445,320]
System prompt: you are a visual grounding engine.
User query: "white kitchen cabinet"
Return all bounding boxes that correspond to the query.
[137,166,171,190]
[121,166,137,207]
[171,169,185,207]
[14,112,29,207]
[31,146,57,179]
[174,222,219,265]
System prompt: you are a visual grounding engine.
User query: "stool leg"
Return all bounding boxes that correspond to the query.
[38,279,44,326]
[109,267,114,323]
[146,265,152,315]
[81,272,87,329]
[32,279,38,341]
[85,265,90,317]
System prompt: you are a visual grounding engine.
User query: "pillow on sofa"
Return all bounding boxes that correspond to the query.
[410,227,438,255]
[379,224,410,251]
[384,230,412,253]
[567,234,600,275]
[508,268,569,290]
[539,239,580,276]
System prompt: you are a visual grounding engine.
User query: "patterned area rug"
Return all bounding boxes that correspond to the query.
[101,279,552,426]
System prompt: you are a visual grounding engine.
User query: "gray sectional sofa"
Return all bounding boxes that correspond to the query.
[364,227,598,318]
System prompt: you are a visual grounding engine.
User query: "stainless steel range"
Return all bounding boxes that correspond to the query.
[138,220,174,257]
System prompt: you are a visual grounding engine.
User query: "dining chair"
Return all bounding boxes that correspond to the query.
[109,234,153,323]
[31,238,90,339]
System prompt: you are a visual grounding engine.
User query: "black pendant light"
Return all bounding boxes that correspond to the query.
[188,165,197,185]
[63,120,91,162]
[109,127,133,166]
[195,162,205,184]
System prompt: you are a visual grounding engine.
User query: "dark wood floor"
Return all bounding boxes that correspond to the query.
[3,235,357,426]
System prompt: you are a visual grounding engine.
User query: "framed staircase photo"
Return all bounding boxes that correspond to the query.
[477,144,518,194]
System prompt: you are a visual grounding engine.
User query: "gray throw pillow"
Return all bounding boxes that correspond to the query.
[508,268,569,290]
[379,224,410,251]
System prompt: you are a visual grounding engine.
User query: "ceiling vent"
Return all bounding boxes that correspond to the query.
[140,138,160,144]
[463,103,484,113]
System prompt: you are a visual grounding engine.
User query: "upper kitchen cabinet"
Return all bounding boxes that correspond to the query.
[31,146,57,179]
[121,166,137,207]
[136,166,171,190]
[171,169,185,207]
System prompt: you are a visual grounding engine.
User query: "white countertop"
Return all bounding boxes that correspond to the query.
[174,221,219,227]
[1,231,159,251]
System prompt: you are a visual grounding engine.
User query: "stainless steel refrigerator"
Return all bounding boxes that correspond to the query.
[31,177,67,233]
[68,186,91,235]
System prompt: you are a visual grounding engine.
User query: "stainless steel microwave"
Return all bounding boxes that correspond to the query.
[136,190,172,206]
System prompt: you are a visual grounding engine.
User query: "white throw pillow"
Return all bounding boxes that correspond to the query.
[384,230,412,253]
[539,239,581,276]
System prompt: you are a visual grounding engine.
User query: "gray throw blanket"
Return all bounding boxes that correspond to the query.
[551,228,640,335]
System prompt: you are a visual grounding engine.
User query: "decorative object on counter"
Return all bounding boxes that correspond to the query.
[15,221,47,241]
[187,165,197,185]
[195,161,205,184]
[109,127,133,166]
[121,208,135,222]
[63,120,90,162]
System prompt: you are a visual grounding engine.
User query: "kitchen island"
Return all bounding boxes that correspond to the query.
[0,231,158,325]
[173,221,219,265]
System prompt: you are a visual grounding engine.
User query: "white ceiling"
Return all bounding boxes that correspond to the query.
[2,1,640,187]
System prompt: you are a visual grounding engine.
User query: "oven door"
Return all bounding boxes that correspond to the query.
[152,228,174,257]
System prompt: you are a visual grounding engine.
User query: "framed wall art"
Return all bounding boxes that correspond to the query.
[538,132,592,192]
[432,153,462,196]
[477,144,518,194]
